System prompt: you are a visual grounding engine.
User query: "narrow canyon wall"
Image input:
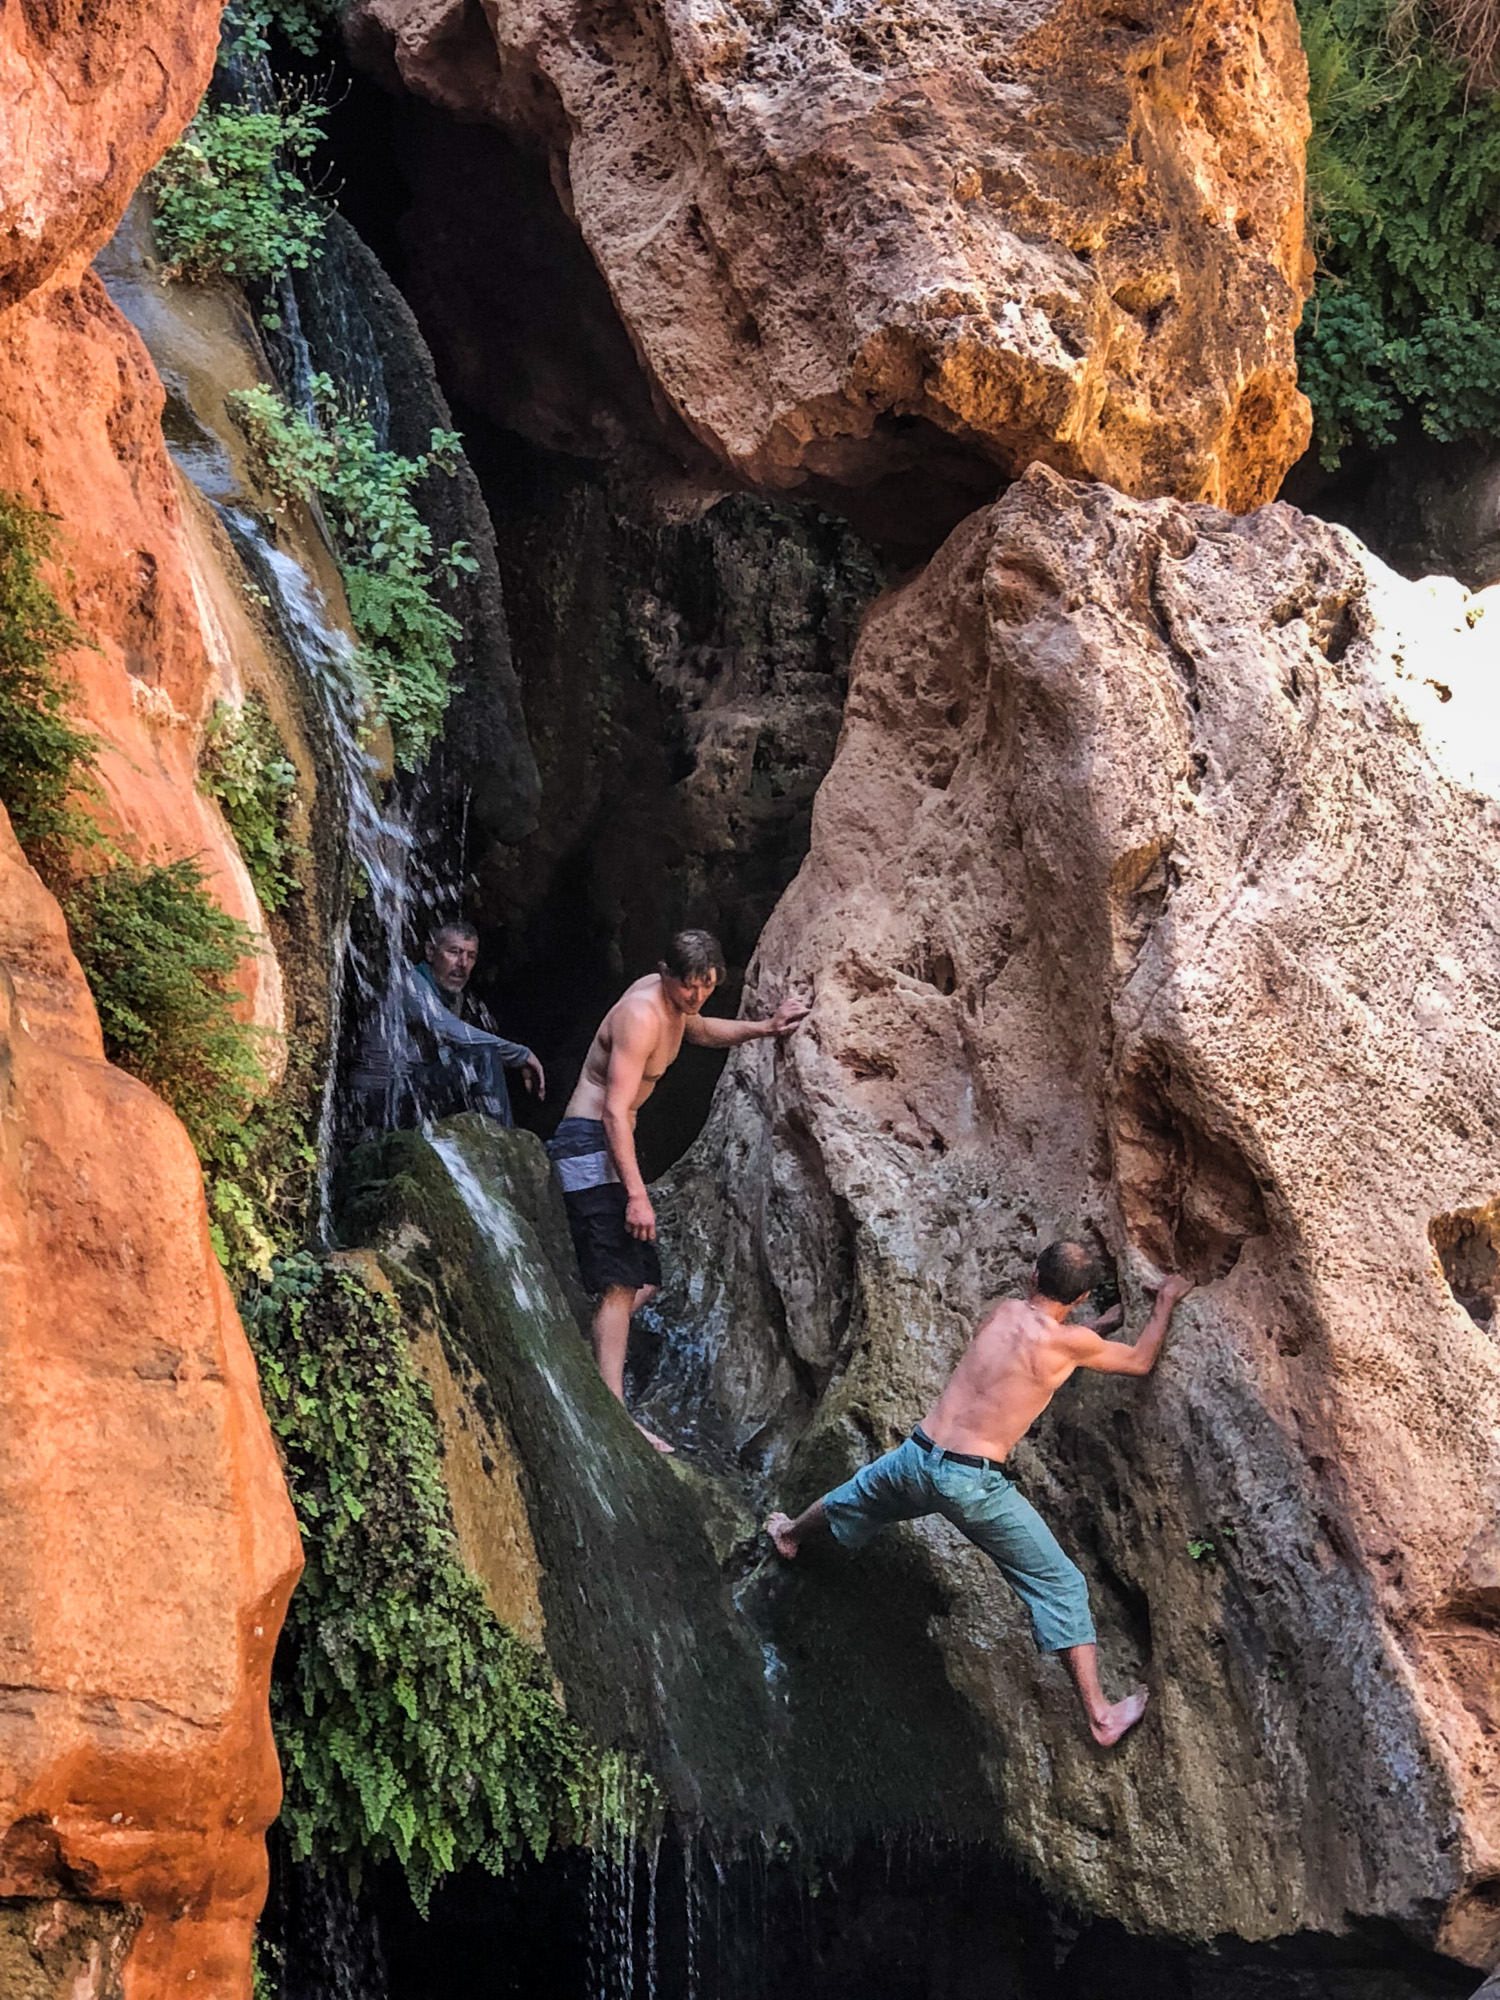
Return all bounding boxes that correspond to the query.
[351,0,1311,538]
[0,9,307,1999]
[651,467,1500,1964]
[0,805,302,1996]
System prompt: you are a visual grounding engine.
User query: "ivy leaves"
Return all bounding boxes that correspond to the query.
[1299,0,1500,462]
[244,1257,647,1912]
[199,695,304,912]
[231,379,474,766]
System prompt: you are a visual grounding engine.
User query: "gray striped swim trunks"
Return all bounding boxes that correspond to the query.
[546,1117,661,1297]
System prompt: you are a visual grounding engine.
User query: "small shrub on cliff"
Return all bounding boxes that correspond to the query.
[231,0,343,58]
[64,856,266,1157]
[1299,0,1500,462]
[199,695,304,912]
[231,378,475,765]
[0,493,97,880]
[153,97,327,308]
[242,1254,643,1909]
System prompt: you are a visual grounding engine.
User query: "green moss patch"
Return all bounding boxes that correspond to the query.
[243,1252,648,1911]
[1299,0,1500,463]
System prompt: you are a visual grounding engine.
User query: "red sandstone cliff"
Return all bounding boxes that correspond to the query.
[0,6,303,1997]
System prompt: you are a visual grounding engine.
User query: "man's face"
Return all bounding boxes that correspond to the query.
[664,970,718,1015]
[427,930,478,995]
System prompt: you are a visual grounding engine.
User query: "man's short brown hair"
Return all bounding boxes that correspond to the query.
[661,928,726,983]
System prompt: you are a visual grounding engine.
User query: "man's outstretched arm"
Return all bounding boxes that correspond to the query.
[684,997,810,1048]
[1066,1274,1194,1377]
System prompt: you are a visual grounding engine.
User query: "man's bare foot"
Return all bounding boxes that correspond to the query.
[635,1421,675,1455]
[764,1511,799,1559]
[1090,1685,1149,1747]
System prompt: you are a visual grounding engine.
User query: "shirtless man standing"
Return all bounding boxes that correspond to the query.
[548,929,808,1451]
[765,1241,1193,1744]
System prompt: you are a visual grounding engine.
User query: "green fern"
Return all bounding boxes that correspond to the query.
[232,378,475,765]
[0,493,98,880]
[1299,0,1500,462]
[243,1255,651,1911]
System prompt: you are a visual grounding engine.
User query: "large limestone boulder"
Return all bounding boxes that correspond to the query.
[0,805,302,1999]
[651,467,1500,1965]
[350,0,1310,527]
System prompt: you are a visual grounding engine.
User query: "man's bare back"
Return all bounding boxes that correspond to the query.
[921,1278,1189,1462]
[764,1244,1195,1748]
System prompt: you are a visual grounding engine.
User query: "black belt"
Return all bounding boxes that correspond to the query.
[911,1426,1008,1474]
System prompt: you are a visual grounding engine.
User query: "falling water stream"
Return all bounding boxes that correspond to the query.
[215,504,417,1232]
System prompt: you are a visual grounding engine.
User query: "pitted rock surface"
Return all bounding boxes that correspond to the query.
[651,467,1500,1962]
[350,0,1311,523]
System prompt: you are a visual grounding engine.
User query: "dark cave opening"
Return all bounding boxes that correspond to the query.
[297,46,885,1177]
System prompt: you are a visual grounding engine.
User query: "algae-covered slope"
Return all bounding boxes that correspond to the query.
[334,1117,1007,1845]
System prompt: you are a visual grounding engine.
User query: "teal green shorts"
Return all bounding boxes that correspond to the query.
[821,1433,1096,1653]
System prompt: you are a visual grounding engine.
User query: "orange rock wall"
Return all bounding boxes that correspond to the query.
[0,0,220,307]
[0,803,302,1998]
[0,270,285,1036]
[0,5,305,1997]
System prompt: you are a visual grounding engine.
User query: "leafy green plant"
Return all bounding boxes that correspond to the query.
[232,377,476,765]
[1298,0,1500,462]
[206,1079,319,1280]
[64,855,267,1158]
[0,493,98,881]
[230,0,343,58]
[199,695,304,912]
[243,1254,648,1910]
[153,96,327,311]
[1187,1525,1237,1563]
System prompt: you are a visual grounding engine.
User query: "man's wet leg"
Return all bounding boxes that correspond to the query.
[591,1284,633,1399]
[591,1283,673,1454]
[764,1499,829,1560]
[1062,1642,1149,1747]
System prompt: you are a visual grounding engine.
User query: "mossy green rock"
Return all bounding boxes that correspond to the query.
[335,1116,1002,1845]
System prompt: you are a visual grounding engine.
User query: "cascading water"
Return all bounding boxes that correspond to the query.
[214,503,416,1232]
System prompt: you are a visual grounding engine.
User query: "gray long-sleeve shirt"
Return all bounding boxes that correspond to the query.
[350,962,531,1092]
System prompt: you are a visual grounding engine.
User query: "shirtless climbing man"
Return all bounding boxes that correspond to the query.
[765,1241,1193,1745]
[548,929,808,1452]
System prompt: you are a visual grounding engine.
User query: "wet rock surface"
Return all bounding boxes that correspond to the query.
[647,466,1500,1961]
[350,0,1311,539]
[0,807,302,1996]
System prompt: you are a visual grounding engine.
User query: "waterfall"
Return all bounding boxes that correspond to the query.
[215,506,417,1232]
